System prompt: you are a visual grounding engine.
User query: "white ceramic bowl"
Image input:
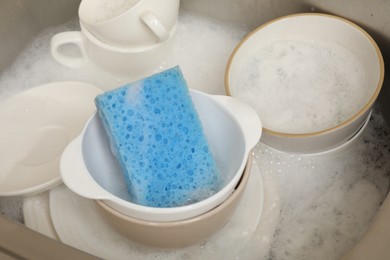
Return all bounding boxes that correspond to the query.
[60,89,261,222]
[94,154,253,248]
[225,13,384,153]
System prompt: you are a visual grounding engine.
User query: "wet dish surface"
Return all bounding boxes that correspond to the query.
[0,82,102,196]
[48,159,274,259]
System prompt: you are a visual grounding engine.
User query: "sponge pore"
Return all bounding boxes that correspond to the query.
[95,66,221,208]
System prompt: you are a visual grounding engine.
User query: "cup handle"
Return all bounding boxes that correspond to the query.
[140,11,169,42]
[211,95,262,149]
[60,135,111,200]
[50,31,88,68]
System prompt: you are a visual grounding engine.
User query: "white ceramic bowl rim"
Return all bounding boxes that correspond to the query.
[225,13,384,138]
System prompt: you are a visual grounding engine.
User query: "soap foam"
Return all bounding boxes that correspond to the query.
[253,108,390,260]
[231,39,370,134]
[0,11,247,99]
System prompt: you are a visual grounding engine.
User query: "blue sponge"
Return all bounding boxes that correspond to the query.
[95,66,221,208]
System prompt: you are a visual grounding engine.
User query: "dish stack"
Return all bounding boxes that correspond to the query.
[225,13,384,155]
[2,0,265,251]
[51,0,180,77]
[60,67,262,247]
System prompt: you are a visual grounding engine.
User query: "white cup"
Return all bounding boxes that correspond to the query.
[50,23,177,76]
[78,0,179,48]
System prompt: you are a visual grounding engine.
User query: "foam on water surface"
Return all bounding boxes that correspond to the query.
[231,39,370,134]
[0,10,246,99]
[0,10,388,260]
[254,108,390,260]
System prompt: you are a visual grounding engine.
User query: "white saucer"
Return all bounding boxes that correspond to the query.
[0,81,102,197]
[48,159,277,259]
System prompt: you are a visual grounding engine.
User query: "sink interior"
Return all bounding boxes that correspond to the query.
[0,0,389,259]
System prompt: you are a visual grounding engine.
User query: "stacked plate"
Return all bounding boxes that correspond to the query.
[23,153,278,259]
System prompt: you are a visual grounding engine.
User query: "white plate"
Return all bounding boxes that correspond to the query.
[49,159,276,259]
[0,81,102,196]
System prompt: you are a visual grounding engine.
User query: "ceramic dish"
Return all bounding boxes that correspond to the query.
[302,109,372,157]
[23,151,280,259]
[94,154,252,248]
[61,89,262,222]
[232,159,281,258]
[262,110,372,157]
[51,22,177,77]
[49,156,267,259]
[0,81,102,196]
[225,13,384,154]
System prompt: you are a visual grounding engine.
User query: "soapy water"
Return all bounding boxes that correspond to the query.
[255,108,390,260]
[231,39,371,134]
[0,10,388,260]
[0,196,24,223]
[0,10,245,100]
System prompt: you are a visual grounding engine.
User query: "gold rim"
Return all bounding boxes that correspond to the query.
[225,12,385,138]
